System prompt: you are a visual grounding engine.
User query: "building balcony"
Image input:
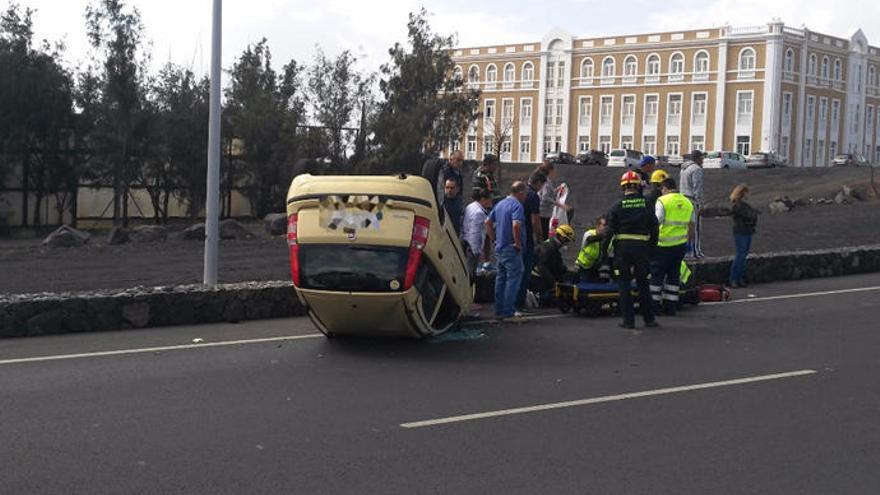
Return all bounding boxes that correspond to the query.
[645,75,660,84]
[600,77,615,86]
[622,75,637,84]
[668,73,684,83]
[692,73,710,82]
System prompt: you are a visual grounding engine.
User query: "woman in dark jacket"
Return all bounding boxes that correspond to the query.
[729,184,758,288]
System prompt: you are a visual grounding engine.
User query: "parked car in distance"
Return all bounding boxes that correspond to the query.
[576,150,608,166]
[666,155,684,167]
[651,155,671,167]
[545,152,577,165]
[832,153,870,167]
[286,169,472,339]
[746,152,786,168]
[607,149,644,168]
[704,151,748,169]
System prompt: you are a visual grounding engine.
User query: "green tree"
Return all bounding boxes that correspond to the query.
[308,48,372,162]
[370,9,479,174]
[0,3,76,226]
[84,0,151,226]
[225,39,304,218]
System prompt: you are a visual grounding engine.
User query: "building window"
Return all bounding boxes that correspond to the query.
[808,54,817,77]
[601,57,615,85]
[819,98,828,128]
[600,96,614,127]
[621,95,635,127]
[784,48,795,73]
[503,63,515,88]
[453,66,463,83]
[806,96,815,124]
[621,136,634,150]
[782,92,793,127]
[623,55,637,83]
[485,99,495,120]
[736,91,753,126]
[803,138,812,167]
[829,141,837,163]
[738,47,756,78]
[737,136,751,156]
[578,135,590,152]
[468,65,480,89]
[486,65,497,85]
[690,135,705,153]
[831,99,840,128]
[484,135,495,155]
[545,61,556,88]
[821,56,829,80]
[580,58,594,86]
[669,52,685,81]
[666,135,680,157]
[578,96,592,127]
[543,135,552,155]
[667,94,682,127]
[521,62,534,88]
[555,98,563,126]
[544,98,553,125]
[500,137,512,161]
[644,94,658,127]
[556,61,565,88]
[520,98,532,124]
[599,135,611,154]
[643,135,656,156]
[692,93,707,127]
[501,99,514,127]
[817,139,826,166]
[519,136,531,161]
[780,135,789,159]
[694,51,710,80]
[869,65,877,88]
[834,59,842,81]
[466,135,477,159]
[553,136,562,153]
[646,54,660,83]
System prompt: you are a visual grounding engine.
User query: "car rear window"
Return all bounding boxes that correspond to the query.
[299,245,408,292]
[609,150,625,157]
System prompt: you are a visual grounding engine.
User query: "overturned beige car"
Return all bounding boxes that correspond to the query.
[285,174,472,338]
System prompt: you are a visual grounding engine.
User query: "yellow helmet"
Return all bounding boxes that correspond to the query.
[650,169,670,184]
[555,224,575,243]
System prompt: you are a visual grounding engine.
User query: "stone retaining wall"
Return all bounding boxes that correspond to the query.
[0,281,303,338]
[2,244,879,339]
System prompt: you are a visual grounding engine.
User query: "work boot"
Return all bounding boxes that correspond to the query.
[645,320,660,328]
[618,322,635,330]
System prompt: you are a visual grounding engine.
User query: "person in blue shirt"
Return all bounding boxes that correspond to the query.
[485,181,528,323]
[516,171,547,315]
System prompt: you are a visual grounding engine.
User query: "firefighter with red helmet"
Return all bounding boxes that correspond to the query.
[602,170,660,329]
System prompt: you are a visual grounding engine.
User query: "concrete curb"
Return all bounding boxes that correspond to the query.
[2,244,879,339]
[0,281,303,339]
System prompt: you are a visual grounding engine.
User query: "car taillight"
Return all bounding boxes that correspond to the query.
[287,213,300,286]
[403,216,430,290]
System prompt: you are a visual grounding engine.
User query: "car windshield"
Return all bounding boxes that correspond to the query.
[609,150,625,157]
[834,155,850,160]
[299,245,408,292]
[706,152,721,158]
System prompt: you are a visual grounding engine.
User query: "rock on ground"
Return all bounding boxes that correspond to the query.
[106,227,130,245]
[130,225,168,243]
[264,213,287,236]
[220,219,254,240]
[182,223,206,241]
[42,225,90,248]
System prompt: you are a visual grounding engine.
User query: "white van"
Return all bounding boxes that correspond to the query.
[607,149,644,168]
[703,151,748,169]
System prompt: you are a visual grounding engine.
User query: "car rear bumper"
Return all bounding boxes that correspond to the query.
[296,288,427,338]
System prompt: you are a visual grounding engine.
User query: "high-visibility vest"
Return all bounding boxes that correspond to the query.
[680,262,692,284]
[576,229,601,270]
[658,192,694,247]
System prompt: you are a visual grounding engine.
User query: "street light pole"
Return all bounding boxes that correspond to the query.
[203,0,222,286]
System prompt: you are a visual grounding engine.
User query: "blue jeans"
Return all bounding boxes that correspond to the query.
[495,248,524,318]
[516,246,535,309]
[730,234,752,284]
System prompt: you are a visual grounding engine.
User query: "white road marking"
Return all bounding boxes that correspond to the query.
[400,369,817,428]
[0,334,324,366]
[705,285,880,305]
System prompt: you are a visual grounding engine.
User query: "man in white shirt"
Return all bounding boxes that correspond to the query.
[461,189,494,275]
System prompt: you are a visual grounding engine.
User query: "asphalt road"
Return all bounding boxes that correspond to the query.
[3,274,880,494]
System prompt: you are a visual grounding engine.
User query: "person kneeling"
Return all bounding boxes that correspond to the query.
[576,216,612,283]
[530,225,576,304]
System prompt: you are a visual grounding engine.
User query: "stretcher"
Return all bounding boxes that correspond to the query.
[554,281,700,317]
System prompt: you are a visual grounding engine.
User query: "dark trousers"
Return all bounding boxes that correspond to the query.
[614,243,656,326]
[651,243,688,314]
[540,217,551,241]
[730,234,752,284]
[516,246,536,309]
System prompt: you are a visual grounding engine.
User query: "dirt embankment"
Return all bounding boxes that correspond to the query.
[0,165,877,295]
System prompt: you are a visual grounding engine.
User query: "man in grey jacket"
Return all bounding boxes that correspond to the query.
[679,150,705,258]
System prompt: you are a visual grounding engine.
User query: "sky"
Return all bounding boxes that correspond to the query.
[15,0,880,78]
